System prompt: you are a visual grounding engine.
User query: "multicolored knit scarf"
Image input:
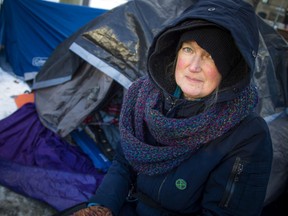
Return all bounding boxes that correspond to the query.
[119,77,258,176]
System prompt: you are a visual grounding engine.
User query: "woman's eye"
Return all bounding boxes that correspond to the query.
[182,47,193,53]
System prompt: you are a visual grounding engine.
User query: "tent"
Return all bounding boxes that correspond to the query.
[0,0,287,213]
[0,0,106,80]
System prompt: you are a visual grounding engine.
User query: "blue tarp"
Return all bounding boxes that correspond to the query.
[0,0,106,79]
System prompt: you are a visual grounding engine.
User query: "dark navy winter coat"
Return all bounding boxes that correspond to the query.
[90,0,273,215]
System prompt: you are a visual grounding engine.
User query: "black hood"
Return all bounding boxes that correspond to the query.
[147,0,259,96]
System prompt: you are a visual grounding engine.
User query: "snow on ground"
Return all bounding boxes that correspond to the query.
[0,68,31,120]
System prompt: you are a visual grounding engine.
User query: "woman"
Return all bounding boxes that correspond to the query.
[72,0,273,215]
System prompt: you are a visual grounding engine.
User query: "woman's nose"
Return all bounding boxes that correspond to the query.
[188,55,201,72]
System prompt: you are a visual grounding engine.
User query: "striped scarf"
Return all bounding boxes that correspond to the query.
[119,77,258,176]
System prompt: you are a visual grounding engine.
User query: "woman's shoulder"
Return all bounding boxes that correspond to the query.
[219,112,272,151]
[241,112,270,133]
[230,112,272,149]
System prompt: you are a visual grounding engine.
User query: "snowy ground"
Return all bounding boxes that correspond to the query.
[0,68,30,121]
[0,67,57,215]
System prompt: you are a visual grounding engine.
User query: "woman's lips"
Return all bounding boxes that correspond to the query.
[185,76,203,83]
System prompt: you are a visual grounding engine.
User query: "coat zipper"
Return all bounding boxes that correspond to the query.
[166,95,177,116]
[220,156,244,208]
[166,97,175,114]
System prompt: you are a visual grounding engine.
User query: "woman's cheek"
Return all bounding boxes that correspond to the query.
[176,58,186,70]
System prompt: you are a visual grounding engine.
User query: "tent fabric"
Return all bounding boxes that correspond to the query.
[32,0,199,136]
[35,63,116,137]
[32,0,196,90]
[0,103,105,210]
[255,17,288,117]
[264,111,288,205]
[0,0,106,79]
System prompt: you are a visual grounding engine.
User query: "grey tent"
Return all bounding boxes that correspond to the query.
[32,0,197,137]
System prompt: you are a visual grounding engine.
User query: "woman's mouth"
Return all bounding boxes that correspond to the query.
[185,76,203,83]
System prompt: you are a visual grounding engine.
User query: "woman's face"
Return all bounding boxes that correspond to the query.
[175,40,222,100]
